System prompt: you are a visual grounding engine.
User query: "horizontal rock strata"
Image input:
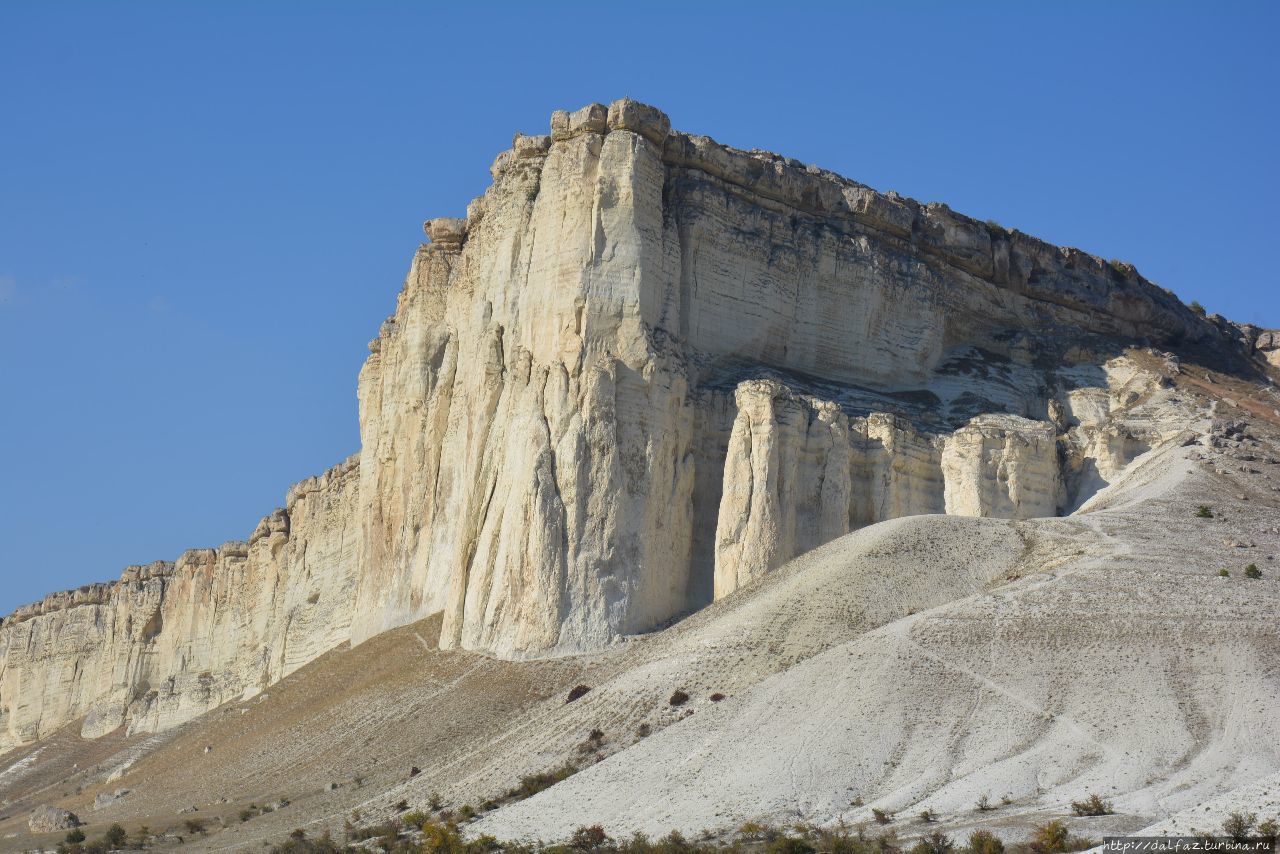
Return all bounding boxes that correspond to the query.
[1,99,1255,751]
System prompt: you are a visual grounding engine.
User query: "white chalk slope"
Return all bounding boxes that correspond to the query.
[476,435,1280,842]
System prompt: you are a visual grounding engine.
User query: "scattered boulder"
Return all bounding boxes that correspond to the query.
[29,805,81,833]
[94,788,132,810]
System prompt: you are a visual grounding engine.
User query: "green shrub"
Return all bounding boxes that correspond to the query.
[766,835,816,854]
[968,830,1004,854]
[1219,568,1230,577]
[918,831,953,854]
[872,808,893,825]
[1245,564,1262,579]
[269,831,345,854]
[1196,505,1214,518]
[1031,820,1068,853]
[1257,818,1278,842]
[919,809,935,822]
[1189,300,1207,315]
[65,829,87,844]
[419,819,476,853]
[1071,793,1114,816]
[510,762,578,800]
[403,810,433,830]
[458,804,476,822]
[812,824,867,854]
[571,825,611,851]
[1224,812,1256,842]
[104,824,128,847]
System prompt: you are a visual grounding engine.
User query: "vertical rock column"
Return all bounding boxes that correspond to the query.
[713,381,854,600]
[940,415,1062,517]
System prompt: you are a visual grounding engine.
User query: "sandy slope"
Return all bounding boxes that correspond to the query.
[472,437,1280,843]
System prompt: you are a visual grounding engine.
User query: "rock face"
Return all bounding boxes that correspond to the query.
[0,99,1256,752]
[0,456,361,749]
[29,805,80,833]
[1257,330,1280,368]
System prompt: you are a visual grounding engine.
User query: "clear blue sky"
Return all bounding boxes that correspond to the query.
[1,2,1276,614]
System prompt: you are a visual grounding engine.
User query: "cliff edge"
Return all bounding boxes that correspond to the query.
[2,99,1274,753]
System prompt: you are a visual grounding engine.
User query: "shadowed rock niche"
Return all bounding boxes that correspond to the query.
[2,98,1262,753]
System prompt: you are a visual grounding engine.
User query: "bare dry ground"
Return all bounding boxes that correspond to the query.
[3,365,1279,851]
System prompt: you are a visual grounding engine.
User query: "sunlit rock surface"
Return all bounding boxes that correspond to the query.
[2,99,1268,751]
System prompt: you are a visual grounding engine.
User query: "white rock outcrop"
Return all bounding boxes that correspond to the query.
[1,99,1234,751]
[941,414,1061,518]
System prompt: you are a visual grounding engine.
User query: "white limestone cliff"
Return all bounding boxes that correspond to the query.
[1,98,1251,752]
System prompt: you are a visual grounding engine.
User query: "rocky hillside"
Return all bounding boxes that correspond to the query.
[2,99,1275,762]
[1,357,1277,852]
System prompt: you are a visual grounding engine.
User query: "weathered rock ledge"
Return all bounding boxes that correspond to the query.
[1,98,1256,752]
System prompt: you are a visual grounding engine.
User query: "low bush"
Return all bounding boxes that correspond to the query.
[976,794,995,812]
[1245,564,1262,579]
[1196,505,1214,518]
[1028,820,1093,853]
[913,831,953,854]
[669,690,690,707]
[571,825,611,851]
[709,693,725,702]
[566,684,591,703]
[872,808,893,825]
[766,835,816,854]
[270,830,345,853]
[1224,812,1256,842]
[103,824,128,847]
[1071,793,1114,816]
[579,728,606,755]
[346,820,401,843]
[968,830,1004,854]
[509,762,578,801]
[1030,820,1068,853]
